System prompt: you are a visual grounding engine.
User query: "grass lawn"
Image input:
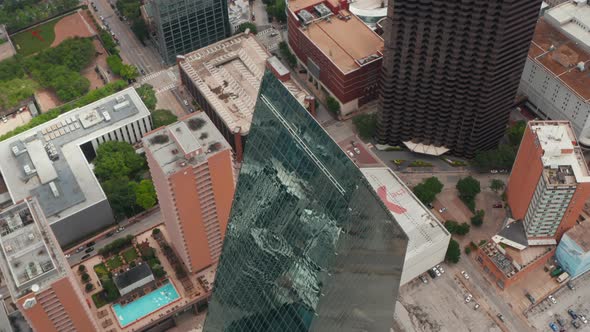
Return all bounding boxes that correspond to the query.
[152,109,178,128]
[93,263,109,280]
[91,292,108,308]
[11,18,59,56]
[122,247,138,264]
[106,256,123,270]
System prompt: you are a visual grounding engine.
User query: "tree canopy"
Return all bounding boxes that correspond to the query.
[471,210,485,227]
[94,141,145,182]
[326,96,340,116]
[445,239,461,263]
[456,176,480,212]
[508,120,527,146]
[490,179,505,193]
[152,109,178,128]
[135,179,157,210]
[0,0,79,32]
[413,177,444,205]
[237,22,257,34]
[136,84,157,111]
[445,220,470,236]
[352,113,377,140]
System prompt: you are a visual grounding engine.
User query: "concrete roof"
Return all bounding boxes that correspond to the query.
[288,0,384,73]
[530,121,590,184]
[361,167,450,257]
[528,19,590,102]
[178,33,309,136]
[545,0,590,52]
[142,113,231,176]
[0,200,68,299]
[0,88,151,225]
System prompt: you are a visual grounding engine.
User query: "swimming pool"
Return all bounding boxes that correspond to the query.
[112,281,180,327]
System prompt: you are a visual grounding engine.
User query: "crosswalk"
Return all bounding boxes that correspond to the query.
[156,83,176,95]
[140,69,168,83]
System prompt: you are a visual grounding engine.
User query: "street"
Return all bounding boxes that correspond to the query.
[89,0,164,74]
[66,209,163,265]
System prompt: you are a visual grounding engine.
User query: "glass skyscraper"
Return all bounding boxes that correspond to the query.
[204,71,408,331]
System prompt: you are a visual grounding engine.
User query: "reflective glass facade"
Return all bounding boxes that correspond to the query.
[204,71,408,332]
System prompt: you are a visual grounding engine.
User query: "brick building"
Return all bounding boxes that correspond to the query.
[143,113,236,273]
[507,121,590,244]
[287,0,384,118]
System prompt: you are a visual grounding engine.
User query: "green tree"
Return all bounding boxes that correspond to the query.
[99,30,118,55]
[456,223,471,236]
[94,141,146,182]
[120,64,138,80]
[152,109,178,128]
[471,209,485,227]
[352,113,377,140]
[508,120,527,146]
[445,239,461,263]
[267,0,287,22]
[78,264,86,272]
[465,246,472,255]
[0,57,25,81]
[106,55,124,75]
[136,84,157,111]
[413,177,444,205]
[456,176,480,212]
[102,177,138,220]
[85,283,94,292]
[135,179,157,210]
[131,19,149,43]
[278,42,297,68]
[237,22,257,34]
[326,95,340,116]
[490,179,505,193]
[444,220,459,233]
[473,144,517,170]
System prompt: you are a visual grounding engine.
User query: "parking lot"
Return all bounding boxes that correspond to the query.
[394,264,502,332]
[527,272,590,331]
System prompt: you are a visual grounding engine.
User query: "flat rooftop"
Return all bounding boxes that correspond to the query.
[361,168,450,257]
[179,33,309,136]
[0,200,67,299]
[528,18,590,101]
[544,0,590,51]
[530,121,590,184]
[565,220,590,251]
[143,113,231,176]
[0,88,151,225]
[288,0,384,73]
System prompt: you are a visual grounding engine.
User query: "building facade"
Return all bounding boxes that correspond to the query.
[0,88,152,246]
[0,200,98,331]
[143,113,235,273]
[556,221,590,278]
[203,71,408,331]
[507,121,590,244]
[178,33,310,161]
[377,0,543,157]
[361,167,450,284]
[518,2,590,137]
[287,0,383,117]
[146,0,231,63]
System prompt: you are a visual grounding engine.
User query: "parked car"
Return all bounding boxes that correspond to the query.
[580,315,588,324]
[438,207,447,213]
[75,246,85,253]
[573,320,581,329]
[461,271,470,280]
[85,247,94,253]
[490,169,498,174]
[86,241,95,248]
[550,322,559,332]
[497,314,505,322]
[427,269,437,279]
[81,254,91,260]
[474,303,479,310]
[189,108,195,113]
[493,203,503,208]
[436,264,444,274]
[419,275,428,284]
[427,203,434,209]
[433,267,441,277]
[525,293,535,304]
[568,309,578,320]
[557,318,565,327]
[548,295,557,304]
[347,150,354,158]
[140,69,146,75]
[100,15,105,21]
[464,294,472,303]
[183,99,189,106]
[64,254,71,259]
[353,147,361,155]
[1,117,7,123]
[105,231,115,238]
[567,281,575,290]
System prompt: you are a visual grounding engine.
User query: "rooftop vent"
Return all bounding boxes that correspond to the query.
[113,100,130,111]
[103,111,111,122]
[22,297,37,309]
[49,182,59,198]
[314,3,332,17]
[11,145,26,156]
[23,164,36,175]
[298,10,314,25]
[578,61,586,72]
[115,95,126,103]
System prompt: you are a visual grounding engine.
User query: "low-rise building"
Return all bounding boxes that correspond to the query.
[518,2,590,136]
[507,120,590,244]
[177,32,311,161]
[0,199,99,331]
[556,221,590,278]
[361,167,450,284]
[143,113,235,273]
[287,0,383,117]
[0,88,152,246]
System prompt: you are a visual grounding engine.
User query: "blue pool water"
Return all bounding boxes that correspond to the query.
[112,281,180,327]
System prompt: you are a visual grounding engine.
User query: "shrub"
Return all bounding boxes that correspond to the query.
[81,273,90,282]
[445,239,461,264]
[471,209,485,227]
[85,283,94,292]
[237,22,257,34]
[409,160,433,167]
[326,96,340,116]
[465,246,472,255]
[153,266,166,279]
[456,176,480,212]
[352,113,377,140]
[78,264,86,273]
[98,235,134,256]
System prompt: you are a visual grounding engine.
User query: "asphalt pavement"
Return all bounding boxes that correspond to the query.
[89,0,164,74]
[66,209,163,266]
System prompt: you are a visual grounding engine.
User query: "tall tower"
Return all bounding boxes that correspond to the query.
[377,0,543,157]
[203,71,408,331]
[146,0,231,63]
[143,113,235,273]
[0,199,98,332]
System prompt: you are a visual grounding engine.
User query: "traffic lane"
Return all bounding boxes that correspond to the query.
[67,210,162,265]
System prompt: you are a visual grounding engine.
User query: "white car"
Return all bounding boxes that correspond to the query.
[436,264,444,274]
[465,293,472,303]
[490,169,498,174]
[581,315,588,324]
[347,150,354,158]
[65,254,71,258]
[434,268,441,277]
[353,147,361,155]
[548,295,556,304]
[438,207,447,213]
[474,303,480,310]
[100,15,105,21]
[1,117,7,123]
[461,271,470,280]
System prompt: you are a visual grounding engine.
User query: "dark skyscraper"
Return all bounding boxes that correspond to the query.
[377,0,543,157]
[203,71,408,332]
